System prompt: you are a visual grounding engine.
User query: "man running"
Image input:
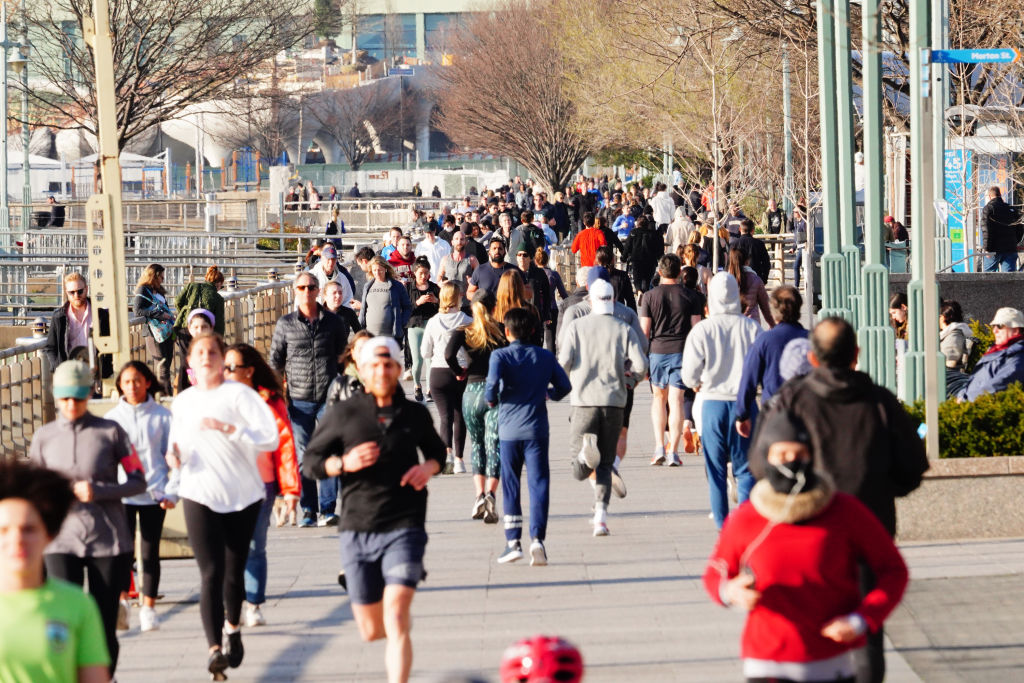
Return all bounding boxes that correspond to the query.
[302,337,446,683]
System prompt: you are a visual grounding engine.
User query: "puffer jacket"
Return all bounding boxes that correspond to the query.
[258,389,300,499]
[682,272,762,401]
[269,305,349,403]
[174,282,224,334]
[326,368,364,407]
[959,336,1024,402]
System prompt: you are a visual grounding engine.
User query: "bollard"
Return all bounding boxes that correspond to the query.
[226,275,238,292]
[32,316,47,338]
[268,268,279,282]
[294,258,305,274]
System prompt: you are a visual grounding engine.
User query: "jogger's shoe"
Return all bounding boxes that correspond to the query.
[471,494,486,520]
[498,541,523,564]
[577,433,601,470]
[529,539,548,566]
[611,468,627,498]
[482,492,499,524]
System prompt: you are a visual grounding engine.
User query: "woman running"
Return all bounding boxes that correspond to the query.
[168,333,279,680]
[223,343,300,629]
[422,281,472,473]
[406,258,441,402]
[29,360,147,677]
[447,291,507,522]
[107,361,177,634]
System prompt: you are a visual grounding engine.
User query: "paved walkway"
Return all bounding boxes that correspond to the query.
[115,387,1023,682]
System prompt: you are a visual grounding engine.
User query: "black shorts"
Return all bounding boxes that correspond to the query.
[338,527,428,605]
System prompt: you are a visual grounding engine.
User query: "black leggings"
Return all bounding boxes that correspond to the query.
[183,499,261,648]
[46,552,132,676]
[429,367,466,460]
[125,504,167,598]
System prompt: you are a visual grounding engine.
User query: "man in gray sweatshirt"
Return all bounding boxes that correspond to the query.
[558,279,648,536]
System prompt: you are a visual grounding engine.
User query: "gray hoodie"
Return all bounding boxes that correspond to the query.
[682,272,762,401]
[421,310,472,368]
[559,308,648,408]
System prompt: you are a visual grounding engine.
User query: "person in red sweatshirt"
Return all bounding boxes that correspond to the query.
[703,410,908,683]
[570,211,606,267]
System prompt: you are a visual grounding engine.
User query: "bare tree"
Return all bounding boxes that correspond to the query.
[21,0,311,151]
[307,80,400,170]
[431,0,589,192]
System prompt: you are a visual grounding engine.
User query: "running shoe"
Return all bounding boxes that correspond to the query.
[529,539,548,566]
[223,628,244,668]
[318,513,339,527]
[208,650,228,681]
[139,605,159,632]
[682,425,697,454]
[483,492,499,524]
[299,512,316,528]
[471,494,486,520]
[117,599,130,631]
[611,468,627,498]
[245,605,265,628]
[650,451,666,466]
[414,387,424,402]
[337,571,347,591]
[402,369,412,380]
[498,541,523,564]
[453,458,467,474]
[593,522,610,537]
[577,433,600,470]
[667,452,682,467]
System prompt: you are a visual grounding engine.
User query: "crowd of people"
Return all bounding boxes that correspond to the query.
[13,172,1023,683]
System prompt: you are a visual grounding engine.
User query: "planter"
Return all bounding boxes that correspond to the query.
[896,456,1024,541]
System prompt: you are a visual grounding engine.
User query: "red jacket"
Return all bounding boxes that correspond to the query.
[257,389,300,498]
[388,250,416,284]
[571,227,607,267]
[704,485,907,664]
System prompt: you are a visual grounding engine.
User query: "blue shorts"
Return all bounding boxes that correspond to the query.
[339,527,428,605]
[649,352,684,390]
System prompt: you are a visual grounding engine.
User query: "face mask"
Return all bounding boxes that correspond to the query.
[765,458,817,495]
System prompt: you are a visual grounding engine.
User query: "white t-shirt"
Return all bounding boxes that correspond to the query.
[169,380,279,513]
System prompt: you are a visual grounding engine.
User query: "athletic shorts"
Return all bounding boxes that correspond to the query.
[649,352,685,390]
[339,527,428,605]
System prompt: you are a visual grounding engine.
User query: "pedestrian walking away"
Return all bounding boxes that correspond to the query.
[485,308,571,566]
[302,336,446,683]
[167,333,280,680]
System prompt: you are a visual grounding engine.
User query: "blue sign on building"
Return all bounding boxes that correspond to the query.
[931,48,1020,64]
[944,149,973,273]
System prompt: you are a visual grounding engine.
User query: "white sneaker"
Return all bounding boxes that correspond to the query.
[117,599,130,631]
[593,522,610,537]
[529,539,547,566]
[666,452,682,467]
[245,604,266,627]
[139,605,160,632]
[577,433,600,469]
[402,369,412,380]
[611,468,627,498]
[453,458,467,474]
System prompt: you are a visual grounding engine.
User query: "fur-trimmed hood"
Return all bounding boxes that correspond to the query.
[749,471,836,524]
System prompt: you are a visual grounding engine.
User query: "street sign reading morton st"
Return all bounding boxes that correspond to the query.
[931,48,1020,64]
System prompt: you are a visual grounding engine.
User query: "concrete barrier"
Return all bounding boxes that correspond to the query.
[890,272,1024,326]
[896,456,1024,541]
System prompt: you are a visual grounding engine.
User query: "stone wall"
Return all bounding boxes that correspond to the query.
[890,273,1024,324]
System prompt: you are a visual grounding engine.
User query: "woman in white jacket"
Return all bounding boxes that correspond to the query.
[167,333,278,680]
[682,272,762,530]
[422,281,472,472]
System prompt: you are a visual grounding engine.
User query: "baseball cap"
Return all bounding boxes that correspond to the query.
[990,307,1024,329]
[358,336,403,367]
[320,244,337,259]
[187,308,215,327]
[53,360,93,400]
[589,278,615,315]
[587,266,610,289]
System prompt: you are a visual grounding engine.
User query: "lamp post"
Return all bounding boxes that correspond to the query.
[9,1,27,232]
[0,0,16,251]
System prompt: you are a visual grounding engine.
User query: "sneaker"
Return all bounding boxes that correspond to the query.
[667,452,682,467]
[402,369,412,380]
[471,494,486,520]
[138,605,159,632]
[245,605,265,628]
[498,541,523,564]
[299,512,316,528]
[650,451,666,466]
[593,522,610,537]
[337,571,347,591]
[682,426,697,454]
[207,650,229,681]
[317,513,339,527]
[453,458,467,474]
[442,458,455,475]
[223,628,244,668]
[425,391,433,402]
[577,433,600,470]
[529,539,548,566]
[483,492,499,524]
[611,468,627,498]
[414,387,424,402]
[117,599,130,631]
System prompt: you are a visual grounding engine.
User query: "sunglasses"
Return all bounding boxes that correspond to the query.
[224,363,249,373]
[66,288,86,296]
[295,284,319,291]
[992,324,1006,330]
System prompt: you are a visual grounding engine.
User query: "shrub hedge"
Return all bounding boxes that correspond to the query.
[903,382,1024,458]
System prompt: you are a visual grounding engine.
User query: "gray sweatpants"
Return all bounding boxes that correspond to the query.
[568,406,624,506]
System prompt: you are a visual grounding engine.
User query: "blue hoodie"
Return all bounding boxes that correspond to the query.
[108,396,178,505]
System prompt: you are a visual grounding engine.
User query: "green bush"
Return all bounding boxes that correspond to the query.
[904,382,1024,457]
[966,318,993,373]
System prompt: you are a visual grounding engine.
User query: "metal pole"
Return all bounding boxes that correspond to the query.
[782,47,794,214]
[19,0,29,232]
[816,0,850,319]
[932,0,951,270]
[858,0,896,392]
[907,0,941,460]
[0,1,9,251]
[834,0,861,326]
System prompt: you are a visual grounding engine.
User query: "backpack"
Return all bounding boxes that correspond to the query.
[522,224,547,254]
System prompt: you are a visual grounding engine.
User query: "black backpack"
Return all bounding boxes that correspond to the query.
[522,224,546,254]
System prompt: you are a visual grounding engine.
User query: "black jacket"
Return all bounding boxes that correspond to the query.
[44,300,113,378]
[557,287,588,332]
[302,390,446,532]
[270,306,349,403]
[624,225,663,274]
[982,196,1020,253]
[732,234,772,284]
[748,366,929,536]
[608,267,637,311]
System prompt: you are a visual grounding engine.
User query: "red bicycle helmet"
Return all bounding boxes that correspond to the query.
[500,635,584,683]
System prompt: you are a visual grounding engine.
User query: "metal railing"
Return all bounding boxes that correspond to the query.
[0,280,294,459]
[9,198,260,232]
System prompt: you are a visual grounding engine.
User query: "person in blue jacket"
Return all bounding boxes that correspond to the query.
[959,307,1024,402]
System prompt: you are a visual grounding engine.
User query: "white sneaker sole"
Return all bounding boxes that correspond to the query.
[530,544,547,566]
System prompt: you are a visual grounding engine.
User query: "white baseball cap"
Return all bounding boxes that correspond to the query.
[589,279,615,316]
[358,336,403,367]
[990,307,1024,330]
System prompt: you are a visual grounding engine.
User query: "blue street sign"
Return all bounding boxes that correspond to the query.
[931,48,1020,64]
[389,66,414,77]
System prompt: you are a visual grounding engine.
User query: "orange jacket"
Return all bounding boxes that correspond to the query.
[571,227,607,267]
[257,389,301,498]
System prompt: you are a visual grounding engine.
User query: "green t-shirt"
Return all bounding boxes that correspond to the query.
[0,578,109,682]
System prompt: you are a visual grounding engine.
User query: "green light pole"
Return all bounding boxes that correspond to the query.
[833,0,862,327]
[0,1,13,251]
[932,0,952,271]
[815,0,851,321]
[18,0,28,232]
[857,0,896,391]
